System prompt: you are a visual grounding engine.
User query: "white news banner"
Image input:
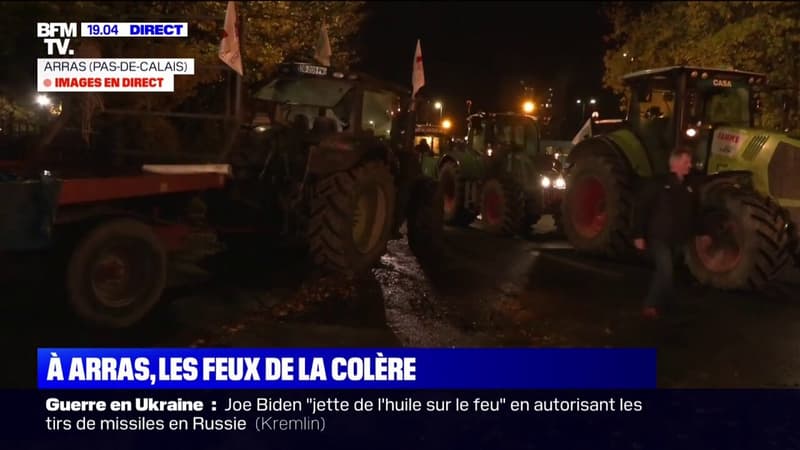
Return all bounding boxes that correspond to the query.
[80,22,188,38]
[37,58,194,92]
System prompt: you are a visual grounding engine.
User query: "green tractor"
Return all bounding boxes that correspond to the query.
[561,66,800,290]
[421,112,567,236]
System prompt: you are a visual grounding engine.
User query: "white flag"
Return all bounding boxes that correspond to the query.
[219,1,243,76]
[572,117,593,145]
[412,39,425,99]
[314,23,332,67]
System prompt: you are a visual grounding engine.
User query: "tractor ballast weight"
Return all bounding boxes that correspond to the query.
[561,65,800,291]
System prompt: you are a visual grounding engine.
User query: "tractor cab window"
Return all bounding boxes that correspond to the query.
[469,118,486,152]
[362,90,397,139]
[492,120,525,149]
[628,77,677,172]
[253,77,354,132]
[414,135,441,154]
[687,82,751,128]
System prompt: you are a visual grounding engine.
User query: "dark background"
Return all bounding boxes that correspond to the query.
[355,1,622,138]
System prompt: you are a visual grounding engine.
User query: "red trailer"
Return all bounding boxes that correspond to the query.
[0,163,228,328]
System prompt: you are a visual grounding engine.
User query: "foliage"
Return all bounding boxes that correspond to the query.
[0,1,365,145]
[603,1,800,130]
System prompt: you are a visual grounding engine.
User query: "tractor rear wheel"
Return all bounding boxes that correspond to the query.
[308,160,396,277]
[562,153,634,256]
[686,186,790,291]
[438,162,476,226]
[480,177,526,236]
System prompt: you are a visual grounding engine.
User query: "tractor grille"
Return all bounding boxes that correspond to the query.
[768,142,800,198]
[741,135,769,161]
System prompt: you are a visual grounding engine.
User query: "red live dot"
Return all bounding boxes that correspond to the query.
[44,79,52,87]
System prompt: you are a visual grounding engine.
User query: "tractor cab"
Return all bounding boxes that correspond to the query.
[622,66,764,174]
[466,112,563,173]
[466,112,540,157]
[252,61,409,149]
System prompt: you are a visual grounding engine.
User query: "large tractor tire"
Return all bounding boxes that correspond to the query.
[561,153,634,256]
[308,160,396,277]
[66,218,167,329]
[686,185,790,291]
[480,177,527,236]
[438,162,476,226]
[407,177,445,260]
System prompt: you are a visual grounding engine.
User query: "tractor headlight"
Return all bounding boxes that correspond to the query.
[541,176,551,188]
[554,176,566,190]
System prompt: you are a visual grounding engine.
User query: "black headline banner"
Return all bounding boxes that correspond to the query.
[2,390,798,449]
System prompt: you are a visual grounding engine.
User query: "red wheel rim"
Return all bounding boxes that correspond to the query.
[695,219,743,273]
[483,187,503,225]
[571,176,608,238]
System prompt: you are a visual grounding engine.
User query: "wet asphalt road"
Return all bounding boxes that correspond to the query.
[2,217,800,389]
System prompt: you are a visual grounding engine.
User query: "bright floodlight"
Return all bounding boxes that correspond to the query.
[523,101,535,113]
[434,101,443,110]
[36,94,51,107]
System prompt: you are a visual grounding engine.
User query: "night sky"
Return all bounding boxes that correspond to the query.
[355,1,618,138]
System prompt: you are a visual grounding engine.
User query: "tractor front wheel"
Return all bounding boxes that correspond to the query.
[561,154,634,256]
[308,160,396,277]
[480,177,526,236]
[686,186,790,291]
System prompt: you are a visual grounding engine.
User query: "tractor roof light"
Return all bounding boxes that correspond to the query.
[523,101,535,113]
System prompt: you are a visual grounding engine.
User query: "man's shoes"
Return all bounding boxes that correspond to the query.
[641,306,659,320]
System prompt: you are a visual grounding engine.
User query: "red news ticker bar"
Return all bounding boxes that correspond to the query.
[58,173,227,206]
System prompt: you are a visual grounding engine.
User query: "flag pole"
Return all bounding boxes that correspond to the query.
[234,2,244,121]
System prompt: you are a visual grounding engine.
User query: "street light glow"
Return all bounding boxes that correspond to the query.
[522,101,535,113]
[434,101,442,110]
[589,99,596,105]
[36,94,52,107]
[442,119,452,130]
[576,99,582,104]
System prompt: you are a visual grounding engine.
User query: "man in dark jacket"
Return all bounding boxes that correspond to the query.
[632,147,709,319]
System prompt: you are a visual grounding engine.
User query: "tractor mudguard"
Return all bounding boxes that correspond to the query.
[307,133,389,176]
[567,130,652,178]
[694,170,754,200]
